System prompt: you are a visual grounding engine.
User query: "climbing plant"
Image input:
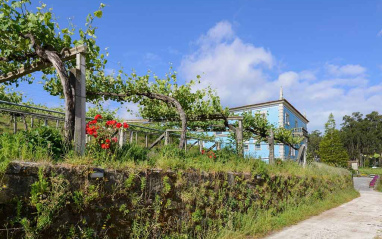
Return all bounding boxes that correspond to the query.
[0,0,107,144]
[88,70,229,149]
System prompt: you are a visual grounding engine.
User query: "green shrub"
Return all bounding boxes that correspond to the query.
[22,126,65,160]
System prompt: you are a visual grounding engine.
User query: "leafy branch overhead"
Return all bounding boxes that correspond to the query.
[240,111,303,150]
[0,0,107,143]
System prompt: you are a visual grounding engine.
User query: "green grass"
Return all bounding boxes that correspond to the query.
[210,188,359,239]
[358,167,382,176]
[0,128,354,178]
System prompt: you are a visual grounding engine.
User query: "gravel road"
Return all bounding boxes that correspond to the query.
[265,177,382,239]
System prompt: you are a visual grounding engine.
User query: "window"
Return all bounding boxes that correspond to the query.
[215,132,223,136]
[244,144,249,151]
[255,143,261,150]
[285,113,290,126]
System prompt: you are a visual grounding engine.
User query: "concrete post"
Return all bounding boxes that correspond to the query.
[268,128,275,164]
[13,114,17,134]
[119,129,126,148]
[164,131,169,145]
[30,117,34,128]
[72,53,86,156]
[129,131,133,144]
[236,120,243,156]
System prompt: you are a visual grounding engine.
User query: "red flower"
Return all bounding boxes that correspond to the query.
[123,122,129,128]
[88,120,97,125]
[101,143,109,149]
[106,120,117,127]
[209,155,212,158]
[201,150,205,154]
[116,122,122,128]
[93,132,98,138]
[94,114,102,120]
[105,139,111,144]
[112,137,118,142]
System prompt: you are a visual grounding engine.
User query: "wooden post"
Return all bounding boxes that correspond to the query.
[22,115,28,131]
[268,128,275,164]
[199,140,203,152]
[13,114,17,134]
[145,134,148,148]
[44,118,48,126]
[217,142,221,150]
[135,131,138,143]
[30,117,34,128]
[72,53,86,156]
[236,119,243,156]
[56,120,59,129]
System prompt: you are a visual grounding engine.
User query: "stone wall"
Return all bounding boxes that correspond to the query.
[0,161,353,238]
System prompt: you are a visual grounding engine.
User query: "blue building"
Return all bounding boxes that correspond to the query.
[208,89,309,163]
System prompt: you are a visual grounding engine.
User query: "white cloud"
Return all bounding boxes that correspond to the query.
[326,63,366,76]
[117,102,141,120]
[180,21,274,105]
[378,29,382,37]
[179,21,382,131]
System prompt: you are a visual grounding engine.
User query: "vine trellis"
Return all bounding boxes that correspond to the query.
[0,45,87,155]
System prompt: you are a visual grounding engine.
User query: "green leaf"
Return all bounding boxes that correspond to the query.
[94,10,103,18]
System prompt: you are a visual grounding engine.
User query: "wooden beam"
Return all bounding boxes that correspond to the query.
[0,45,87,83]
[188,140,199,150]
[149,132,166,150]
[206,142,217,152]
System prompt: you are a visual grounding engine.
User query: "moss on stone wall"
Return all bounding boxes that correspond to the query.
[0,161,355,238]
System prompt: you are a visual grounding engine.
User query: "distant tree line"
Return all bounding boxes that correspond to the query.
[308,111,382,167]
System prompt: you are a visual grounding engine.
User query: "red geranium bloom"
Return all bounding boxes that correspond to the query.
[116,122,122,128]
[105,139,111,143]
[112,137,118,142]
[94,114,102,120]
[201,150,205,154]
[209,155,212,158]
[123,122,129,128]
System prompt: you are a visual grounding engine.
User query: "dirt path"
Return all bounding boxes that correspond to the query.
[266,177,382,239]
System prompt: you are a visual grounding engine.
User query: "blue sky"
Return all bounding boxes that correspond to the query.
[14,0,382,130]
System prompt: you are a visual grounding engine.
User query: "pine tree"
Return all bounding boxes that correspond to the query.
[319,114,349,167]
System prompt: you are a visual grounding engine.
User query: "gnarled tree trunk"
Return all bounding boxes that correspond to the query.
[45,50,75,143]
[22,33,75,144]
